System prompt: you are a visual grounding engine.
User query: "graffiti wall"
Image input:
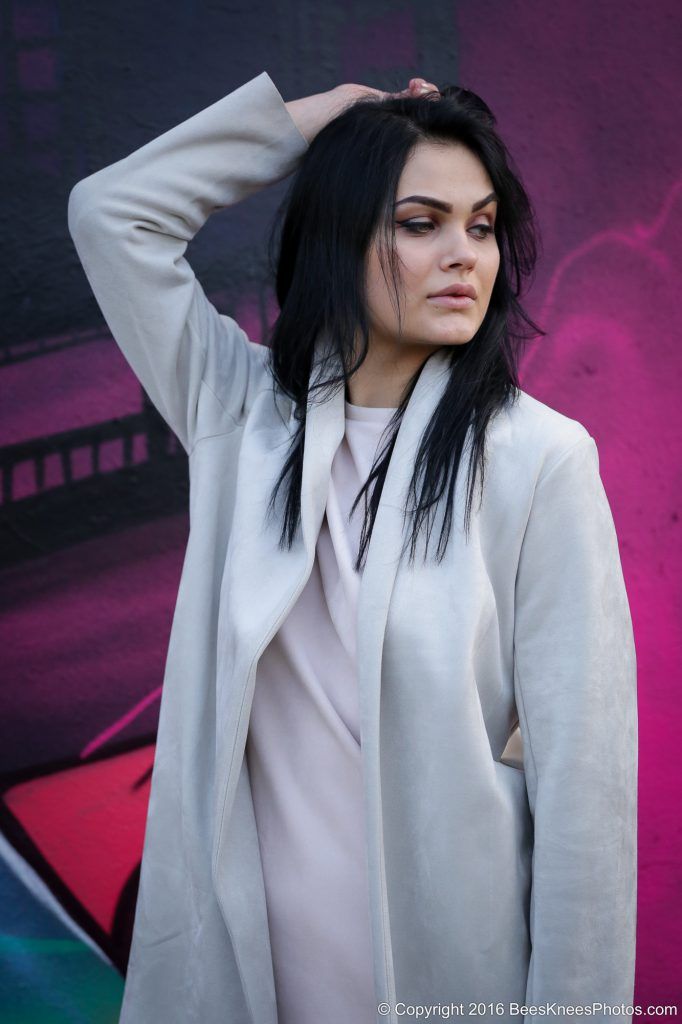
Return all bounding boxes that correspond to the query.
[1,0,679,1019]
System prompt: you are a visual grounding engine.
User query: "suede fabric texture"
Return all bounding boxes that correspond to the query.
[67,70,638,1024]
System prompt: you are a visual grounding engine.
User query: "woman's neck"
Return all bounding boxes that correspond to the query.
[345,335,443,408]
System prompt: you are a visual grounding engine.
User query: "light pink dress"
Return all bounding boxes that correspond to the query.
[245,398,397,1024]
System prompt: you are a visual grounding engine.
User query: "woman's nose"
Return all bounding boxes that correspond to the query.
[439,234,477,271]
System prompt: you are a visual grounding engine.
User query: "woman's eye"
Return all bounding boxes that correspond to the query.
[397,219,434,234]
[397,219,495,238]
[470,224,495,238]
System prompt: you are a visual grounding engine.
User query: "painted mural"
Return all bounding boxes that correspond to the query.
[1,0,679,1019]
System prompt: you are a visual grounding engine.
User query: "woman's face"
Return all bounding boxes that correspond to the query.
[364,140,500,357]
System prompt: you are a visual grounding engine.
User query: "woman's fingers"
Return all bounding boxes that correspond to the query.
[389,78,440,99]
[408,77,440,96]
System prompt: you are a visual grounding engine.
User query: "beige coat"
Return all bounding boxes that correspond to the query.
[67,70,638,1024]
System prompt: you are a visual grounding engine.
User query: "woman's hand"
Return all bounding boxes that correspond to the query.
[339,77,441,104]
[284,77,440,145]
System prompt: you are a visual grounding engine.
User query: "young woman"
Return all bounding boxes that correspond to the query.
[68,71,638,1024]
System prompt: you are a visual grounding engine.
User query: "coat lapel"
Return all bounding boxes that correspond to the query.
[212,332,453,1019]
[353,344,453,1010]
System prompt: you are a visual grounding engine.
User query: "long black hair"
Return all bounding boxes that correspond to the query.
[262,81,544,572]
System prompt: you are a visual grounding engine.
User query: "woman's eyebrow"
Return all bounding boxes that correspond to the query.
[394,191,498,213]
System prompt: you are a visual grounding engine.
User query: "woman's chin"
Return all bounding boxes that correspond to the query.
[429,332,476,348]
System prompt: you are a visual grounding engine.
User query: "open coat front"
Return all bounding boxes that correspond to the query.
[67,71,638,1024]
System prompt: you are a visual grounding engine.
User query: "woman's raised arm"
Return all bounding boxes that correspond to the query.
[67,71,310,454]
[66,70,437,454]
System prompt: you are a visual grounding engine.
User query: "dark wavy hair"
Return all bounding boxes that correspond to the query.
[262,80,544,571]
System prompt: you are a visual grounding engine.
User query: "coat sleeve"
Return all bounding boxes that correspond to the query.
[67,71,309,454]
[512,434,638,1018]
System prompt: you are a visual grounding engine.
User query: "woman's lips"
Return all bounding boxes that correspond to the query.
[427,295,475,308]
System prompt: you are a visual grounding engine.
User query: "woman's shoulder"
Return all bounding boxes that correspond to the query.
[487,387,593,479]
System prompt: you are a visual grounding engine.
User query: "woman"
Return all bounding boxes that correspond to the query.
[67,71,638,1024]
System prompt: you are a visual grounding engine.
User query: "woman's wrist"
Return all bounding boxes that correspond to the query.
[284,89,348,145]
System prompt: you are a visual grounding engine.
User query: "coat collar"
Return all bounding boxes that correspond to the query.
[299,331,453,567]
